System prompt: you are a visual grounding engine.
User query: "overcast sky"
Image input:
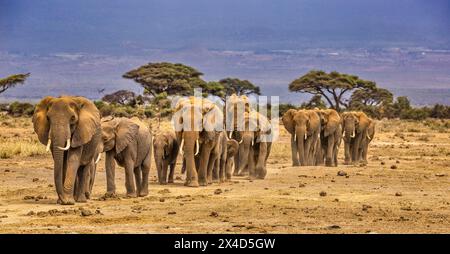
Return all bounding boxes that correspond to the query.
[1,0,449,54]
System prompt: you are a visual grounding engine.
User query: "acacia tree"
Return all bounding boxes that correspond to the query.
[349,82,393,109]
[289,70,374,111]
[204,78,261,102]
[0,73,30,94]
[102,90,138,106]
[123,62,206,97]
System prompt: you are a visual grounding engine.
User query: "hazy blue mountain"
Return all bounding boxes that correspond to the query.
[1,0,449,105]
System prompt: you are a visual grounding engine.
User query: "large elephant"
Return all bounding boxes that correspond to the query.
[153,130,179,185]
[33,96,102,205]
[341,111,372,164]
[281,109,321,166]
[359,118,375,163]
[101,117,152,197]
[316,109,342,167]
[173,97,223,187]
[225,94,251,175]
[236,111,272,179]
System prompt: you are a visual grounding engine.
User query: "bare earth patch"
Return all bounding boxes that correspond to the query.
[0,117,449,233]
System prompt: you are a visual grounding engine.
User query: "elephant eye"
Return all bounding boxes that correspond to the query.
[70,115,76,123]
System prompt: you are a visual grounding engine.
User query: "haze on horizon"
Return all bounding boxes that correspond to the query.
[1,0,450,105]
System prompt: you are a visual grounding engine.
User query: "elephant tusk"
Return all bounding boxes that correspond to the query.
[366,133,371,140]
[351,131,355,138]
[318,133,320,138]
[343,130,346,137]
[229,131,233,139]
[239,139,243,144]
[251,139,254,146]
[46,139,51,152]
[195,139,200,156]
[57,139,71,151]
[95,153,101,164]
[304,133,308,140]
[179,139,184,155]
[294,133,296,142]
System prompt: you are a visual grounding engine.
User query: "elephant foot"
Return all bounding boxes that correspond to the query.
[126,192,137,198]
[103,192,118,199]
[159,181,167,185]
[168,178,174,184]
[139,190,149,197]
[292,162,300,166]
[199,181,208,186]
[186,180,199,187]
[85,192,91,200]
[75,196,87,203]
[343,161,351,165]
[247,175,256,181]
[60,197,75,205]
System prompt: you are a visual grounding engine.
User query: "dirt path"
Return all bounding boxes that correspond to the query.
[0,120,449,233]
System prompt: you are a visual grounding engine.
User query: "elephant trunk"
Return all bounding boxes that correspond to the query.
[237,134,252,173]
[296,127,307,166]
[50,122,71,202]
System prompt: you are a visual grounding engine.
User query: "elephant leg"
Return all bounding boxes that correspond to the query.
[290,135,300,166]
[352,134,362,163]
[139,154,151,197]
[255,143,268,179]
[168,163,175,183]
[61,149,82,205]
[133,166,142,195]
[124,160,137,197]
[105,151,116,196]
[304,137,313,166]
[344,141,352,165]
[333,142,339,167]
[208,152,219,184]
[248,146,256,179]
[198,147,211,186]
[219,154,227,182]
[75,165,90,203]
[87,163,96,199]
[325,135,335,167]
[233,151,240,176]
[161,160,169,185]
[226,159,234,181]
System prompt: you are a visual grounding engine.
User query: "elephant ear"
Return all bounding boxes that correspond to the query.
[32,96,54,145]
[203,105,224,132]
[71,97,101,147]
[282,109,296,134]
[115,119,140,154]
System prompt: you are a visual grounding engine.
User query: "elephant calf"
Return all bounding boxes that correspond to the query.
[101,117,152,198]
[153,130,179,185]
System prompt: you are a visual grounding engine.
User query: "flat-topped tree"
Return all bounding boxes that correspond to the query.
[349,82,393,109]
[0,73,30,94]
[289,70,372,112]
[219,78,261,97]
[123,62,206,97]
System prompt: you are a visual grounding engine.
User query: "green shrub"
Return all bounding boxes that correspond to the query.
[7,102,35,117]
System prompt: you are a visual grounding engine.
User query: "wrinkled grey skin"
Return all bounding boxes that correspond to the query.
[32,96,102,205]
[211,131,228,183]
[236,112,272,179]
[101,117,152,197]
[315,109,342,167]
[225,139,239,180]
[174,97,223,187]
[153,130,179,185]
[341,112,373,164]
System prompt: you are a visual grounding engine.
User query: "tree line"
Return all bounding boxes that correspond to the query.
[0,63,449,120]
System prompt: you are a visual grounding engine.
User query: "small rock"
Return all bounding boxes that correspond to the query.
[337,171,347,176]
[159,198,165,202]
[327,225,341,229]
[26,211,35,216]
[210,211,219,217]
[319,191,327,197]
[435,173,447,177]
[390,165,397,169]
[381,161,385,165]
[214,189,223,195]
[0,215,8,219]
[158,189,171,194]
[298,183,305,188]
[175,176,182,180]
[168,211,176,215]
[32,178,39,182]
[362,204,372,211]
[396,160,400,164]
[80,209,93,217]
[395,192,402,197]
[4,169,10,173]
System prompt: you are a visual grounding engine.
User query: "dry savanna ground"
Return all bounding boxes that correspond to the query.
[0,114,449,233]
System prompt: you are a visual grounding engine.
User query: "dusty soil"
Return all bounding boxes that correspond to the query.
[0,117,449,233]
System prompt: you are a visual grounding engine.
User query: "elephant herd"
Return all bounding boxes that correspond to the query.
[31,95,274,205]
[31,95,374,205]
[281,108,376,167]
